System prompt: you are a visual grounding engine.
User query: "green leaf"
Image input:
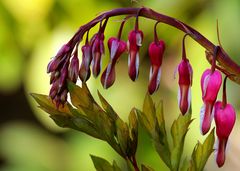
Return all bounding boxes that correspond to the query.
[170,113,192,171]
[50,115,79,130]
[154,101,171,168]
[128,108,138,156]
[137,94,171,168]
[31,93,72,116]
[141,164,155,171]
[142,93,156,133]
[112,161,122,171]
[91,155,122,171]
[191,129,215,171]
[116,118,129,156]
[98,90,118,121]
[68,81,100,113]
[91,155,114,171]
[31,93,103,140]
[179,157,190,171]
[71,111,102,140]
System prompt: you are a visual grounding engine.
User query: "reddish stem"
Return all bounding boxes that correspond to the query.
[211,46,220,73]
[134,8,143,31]
[154,21,160,44]
[222,75,228,108]
[67,7,240,84]
[117,18,129,40]
[85,30,89,45]
[131,156,140,171]
[182,33,189,61]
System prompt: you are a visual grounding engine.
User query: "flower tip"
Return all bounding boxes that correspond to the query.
[148,85,155,95]
[180,107,187,115]
[79,68,91,82]
[128,48,140,82]
[215,139,227,168]
[129,72,138,81]
[201,125,210,135]
[217,158,225,168]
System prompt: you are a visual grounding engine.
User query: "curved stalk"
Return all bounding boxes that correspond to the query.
[67,7,240,84]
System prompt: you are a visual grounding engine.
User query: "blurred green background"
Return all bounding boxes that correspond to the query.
[0,0,240,171]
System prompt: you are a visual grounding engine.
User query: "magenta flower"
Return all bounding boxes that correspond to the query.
[91,32,105,77]
[101,37,127,89]
[177,59,192,115]
[200,69,222,135]
[79,43,92,82]
[214,101,236,167]
[127,29,143,81]
[148,40,165,94]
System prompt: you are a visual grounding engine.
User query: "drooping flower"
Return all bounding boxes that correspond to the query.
[101,37,127,88]
[177,59,192,115]
[200,69,222,134]
[127,29,143,81]
[176,34,193,115]
[148,40,165,94]
[214,101,236,167]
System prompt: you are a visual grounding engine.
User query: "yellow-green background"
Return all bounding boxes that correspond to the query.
[0,0,240,171]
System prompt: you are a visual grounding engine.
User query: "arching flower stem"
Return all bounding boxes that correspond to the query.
[65,7,239,84]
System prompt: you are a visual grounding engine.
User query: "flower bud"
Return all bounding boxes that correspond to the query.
[177,59,192,115]
[60,89,68,103]
[91,33,105,77]
[127,30,143,81]
[148,40,165,94]
[49,80,59,99]
[68,52,79,83]
[47,44,70,73]
[58,62,68,93]
[214,101,236,167]
[56,43,71,58]
[200,69,222,135]
[101,37,126,89]
[79,44,92,82]
[50,71,60,84]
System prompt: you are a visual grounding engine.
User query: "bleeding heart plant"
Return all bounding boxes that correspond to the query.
[32,7,239,171]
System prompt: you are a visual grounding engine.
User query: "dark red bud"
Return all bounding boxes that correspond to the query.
[147,40,165,94]
[91,33,105,77]
[127,30,143,81]
[80,44,92,82]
